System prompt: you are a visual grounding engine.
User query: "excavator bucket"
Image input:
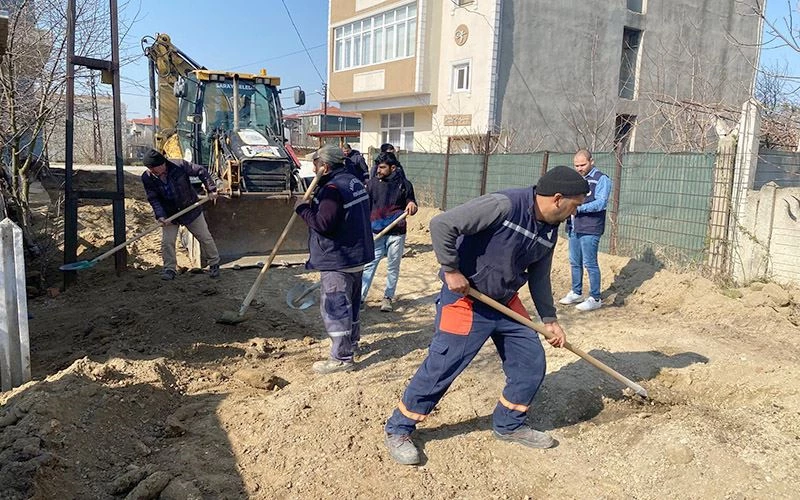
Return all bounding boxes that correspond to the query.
[180,196,309,269]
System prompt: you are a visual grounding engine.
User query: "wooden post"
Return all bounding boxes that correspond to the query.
[540,151,550,179]
[480,131,491,195]
[706,137,737,276]
[442,136,452,210]
[610,143,624,255]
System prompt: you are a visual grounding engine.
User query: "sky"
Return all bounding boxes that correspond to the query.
[760,0,800,75]
[113,0,800,119]
[117,0,330,119]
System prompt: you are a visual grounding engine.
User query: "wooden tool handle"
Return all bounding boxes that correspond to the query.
[467,288,648,398]
[238,173,323,317]
[94,197,212,263]
[373,212,409,240]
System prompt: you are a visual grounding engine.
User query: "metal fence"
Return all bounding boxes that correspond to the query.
[755,150,800,189]
[398,148,722,270]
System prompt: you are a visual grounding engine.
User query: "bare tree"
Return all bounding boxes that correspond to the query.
[0,0,143,230]
[557,24,618,152]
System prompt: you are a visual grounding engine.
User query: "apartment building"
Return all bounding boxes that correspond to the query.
[328,0,762,153]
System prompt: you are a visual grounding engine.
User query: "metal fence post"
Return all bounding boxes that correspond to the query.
[609,144,624,255]
[480,131,491,195]
[541,151,550,178]
[441,137,452,210]
[0,218,31,391]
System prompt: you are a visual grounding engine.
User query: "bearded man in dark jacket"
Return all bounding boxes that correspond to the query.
[360,151,418,312]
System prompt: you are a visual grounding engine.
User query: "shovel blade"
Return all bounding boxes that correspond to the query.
[286,283,318,310]
[59,260,95,271]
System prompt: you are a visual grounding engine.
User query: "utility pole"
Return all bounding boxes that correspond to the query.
[321,82,327,132]
[90,71,103,163]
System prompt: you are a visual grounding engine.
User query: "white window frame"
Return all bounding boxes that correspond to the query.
[333,3,417,72]
[379,112,415,152]
[451,60,471,93]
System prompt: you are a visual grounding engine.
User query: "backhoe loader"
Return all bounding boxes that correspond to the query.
[142,33,308,267]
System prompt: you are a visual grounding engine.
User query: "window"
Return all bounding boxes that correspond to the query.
[452,62,471,93]
[627,0,645,13]
[614,114,636,151]
[618,27,642,99]
[334,3,417,71]
[380,112,415,151]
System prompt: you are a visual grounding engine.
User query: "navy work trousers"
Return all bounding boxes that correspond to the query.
[385,284,547,435]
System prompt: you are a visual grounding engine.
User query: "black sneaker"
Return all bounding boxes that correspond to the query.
[161,269,177,281]
[209,264,220,278]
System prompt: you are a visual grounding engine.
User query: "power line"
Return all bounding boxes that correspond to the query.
[279,0,327,85]
[228,43,327,71]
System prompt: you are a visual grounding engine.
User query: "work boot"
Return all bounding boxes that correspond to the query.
[380,297,393,312]
[161,269,177,281]
[575,297,602,312]
[558,291,582,305]
[209,264,220,278]
[384,433,420,465]
[312,359,355,374]
[493,425,555,449]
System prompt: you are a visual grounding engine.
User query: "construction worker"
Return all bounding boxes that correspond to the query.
[360,151,418,312]
[382,166,589,465]
[342,143,369,181]
[141,149,220,280]
[295,145,374,374]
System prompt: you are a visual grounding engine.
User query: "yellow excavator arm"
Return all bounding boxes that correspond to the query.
[141,33,203,155]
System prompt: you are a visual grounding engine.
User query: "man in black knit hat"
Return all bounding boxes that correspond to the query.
[141,149,220,280]
[383,165,588,466]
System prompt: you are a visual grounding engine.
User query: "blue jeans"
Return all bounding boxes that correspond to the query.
[568,233,602,300]
[361,233,406,301]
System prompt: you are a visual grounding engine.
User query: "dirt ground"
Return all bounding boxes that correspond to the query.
[1,169,799,499]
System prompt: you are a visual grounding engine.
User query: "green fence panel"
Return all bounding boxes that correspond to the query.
[445,154,485,209]
[615,152,715,263]
[485,153,544,193]
[397,152,446,208]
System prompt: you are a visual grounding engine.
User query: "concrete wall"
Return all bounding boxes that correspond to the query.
[735,184,800,286]
[495,0,761,152]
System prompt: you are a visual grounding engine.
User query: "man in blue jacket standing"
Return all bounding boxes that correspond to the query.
[295,145,374,374]
[141,149,220,280]
[559,149,611,312]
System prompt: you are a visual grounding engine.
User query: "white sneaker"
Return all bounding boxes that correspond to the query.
[575,297,602,311]
[559,291,582,305]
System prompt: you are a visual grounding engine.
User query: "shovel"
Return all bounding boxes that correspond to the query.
[59,197,213,271]
[467,287,648,398]
[285,211,410,310]
[217,171,323,324]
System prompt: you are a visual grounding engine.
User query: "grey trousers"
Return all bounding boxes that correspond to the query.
[320,270,363,362]
[161,213,220,270]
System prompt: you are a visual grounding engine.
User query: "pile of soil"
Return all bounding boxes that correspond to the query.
[2,170,798,498]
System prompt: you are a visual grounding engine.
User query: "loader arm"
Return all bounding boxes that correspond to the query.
[142,33,204,152]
